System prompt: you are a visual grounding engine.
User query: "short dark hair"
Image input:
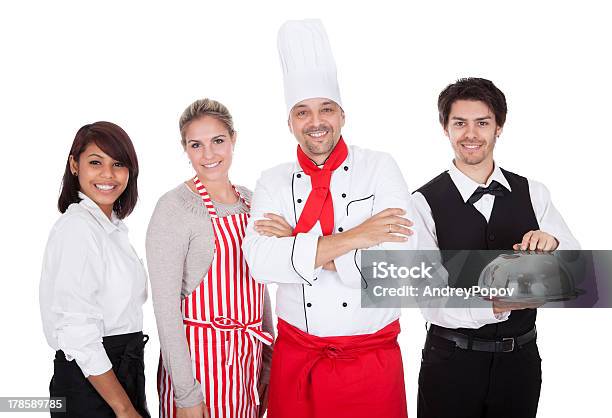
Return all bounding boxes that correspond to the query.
[58,121,139,219]
[438,78,507,128]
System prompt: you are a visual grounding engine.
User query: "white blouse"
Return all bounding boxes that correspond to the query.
[40,193,147,377]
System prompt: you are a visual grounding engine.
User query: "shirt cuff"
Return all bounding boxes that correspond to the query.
[468,297,510,326]
[74,345,113,378]
[291,233,322,285]
[555,237,579,251]
[174,380,205,409]
[57,323,112,378]
[334,249,364,289]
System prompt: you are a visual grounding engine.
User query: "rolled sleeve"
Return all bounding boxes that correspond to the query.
[57,320,112,377]
[79,348,113,377]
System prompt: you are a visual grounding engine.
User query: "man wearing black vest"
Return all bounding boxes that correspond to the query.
[413,78,580,418]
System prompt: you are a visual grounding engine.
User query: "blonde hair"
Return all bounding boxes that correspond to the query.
[179,98,236,148]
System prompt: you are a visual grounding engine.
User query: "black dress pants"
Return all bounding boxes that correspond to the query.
[49,331,150,418]
[418,333,542,418]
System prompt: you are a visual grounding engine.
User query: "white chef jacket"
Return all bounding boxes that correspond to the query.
[243,145,419,337]
[40,192,148,377]
[412,162,581,329]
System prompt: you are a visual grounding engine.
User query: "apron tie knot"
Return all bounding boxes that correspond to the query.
[183,316,273,405]
[323,344,354,360]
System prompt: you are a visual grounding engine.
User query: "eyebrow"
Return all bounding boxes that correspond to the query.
[88,153,105,158]
[451,116,492,121]
[293,102,335,111]
[187,135,226,143]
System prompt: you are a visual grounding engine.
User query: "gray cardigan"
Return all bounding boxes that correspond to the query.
[146,183,274,408]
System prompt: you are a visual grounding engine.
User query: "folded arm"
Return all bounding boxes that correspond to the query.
[243,175,322,285]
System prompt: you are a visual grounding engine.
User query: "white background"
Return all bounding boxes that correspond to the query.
[1,0,611,416]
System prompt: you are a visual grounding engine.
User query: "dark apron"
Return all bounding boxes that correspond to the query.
[49,331,150,417]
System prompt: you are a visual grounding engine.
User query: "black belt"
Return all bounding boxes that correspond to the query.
[429,326,537,353]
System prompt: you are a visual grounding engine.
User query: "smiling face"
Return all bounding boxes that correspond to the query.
[288,97,345,164]
[184,115,236,183]
[445,99,502,170]
[69,142,129,218]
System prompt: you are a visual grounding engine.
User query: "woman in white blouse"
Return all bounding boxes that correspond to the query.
[40,122,149,418]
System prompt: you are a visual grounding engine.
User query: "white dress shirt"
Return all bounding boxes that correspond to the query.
[40,193,147,377]
[412,162,581,329]
[243,145,417,337]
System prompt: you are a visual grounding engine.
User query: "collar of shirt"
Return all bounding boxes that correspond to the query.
[447,161,512,203]
[77,192,127,234]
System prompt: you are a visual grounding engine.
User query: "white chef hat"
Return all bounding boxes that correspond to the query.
[277,19,342,115]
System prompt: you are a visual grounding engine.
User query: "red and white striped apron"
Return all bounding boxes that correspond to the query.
[158,177,273,418]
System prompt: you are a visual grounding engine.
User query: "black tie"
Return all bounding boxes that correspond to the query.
[468,180,507,204]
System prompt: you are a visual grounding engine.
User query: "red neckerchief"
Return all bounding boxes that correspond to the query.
[293,137,348,236]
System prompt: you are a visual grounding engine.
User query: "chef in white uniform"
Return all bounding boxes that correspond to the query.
[242,19,417,418]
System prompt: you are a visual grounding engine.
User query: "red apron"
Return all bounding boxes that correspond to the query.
[158,177,273,418]
[268,319,408,418]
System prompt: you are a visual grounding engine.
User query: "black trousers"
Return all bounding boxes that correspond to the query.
[418,332,542,418]
[49,331,150,418]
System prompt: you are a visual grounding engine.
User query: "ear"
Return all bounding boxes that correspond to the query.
[287,117,294,134]
[495,125,503,138]
[231,132,237,150]
[340,110,346,128]
[69,155,78,175]
[443,125,450,139]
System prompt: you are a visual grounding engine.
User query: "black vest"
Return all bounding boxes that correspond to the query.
[417,168,540,338]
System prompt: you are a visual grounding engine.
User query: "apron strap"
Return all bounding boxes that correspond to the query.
[116,334,149,382]
[192,176,250,218]
[114,334,150,417]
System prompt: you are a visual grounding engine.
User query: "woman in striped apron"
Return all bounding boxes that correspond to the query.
[147,98,274,418]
